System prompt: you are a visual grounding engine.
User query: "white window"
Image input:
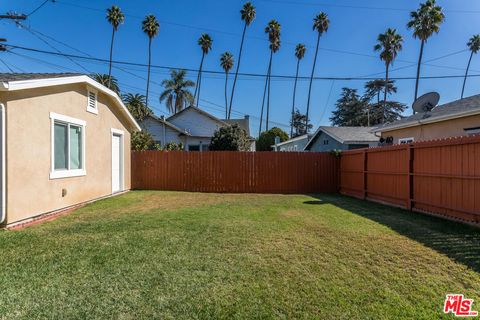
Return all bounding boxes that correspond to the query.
[87,90,98,114]
[464,127,480,136]
[50,112,86,179]
[399,137,414,144]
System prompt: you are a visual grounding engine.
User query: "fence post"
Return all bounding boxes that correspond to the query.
[406,145,414,210]
[363,150,368,200]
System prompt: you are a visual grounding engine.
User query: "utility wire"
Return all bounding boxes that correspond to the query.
[27,0,53,17]
[0,58,15,72]
[6,44,480,82]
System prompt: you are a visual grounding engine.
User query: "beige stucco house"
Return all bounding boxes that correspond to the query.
[0,73,140,227]
[374,94,480,144]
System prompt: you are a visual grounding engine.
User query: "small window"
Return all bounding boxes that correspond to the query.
[323,139,329,145]
[464,127,480,136]
[188,145,200,151]
[399,137,414,144]
[50,113,86,179]
[87,90,98,114]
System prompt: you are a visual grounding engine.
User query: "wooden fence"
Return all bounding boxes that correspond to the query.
[132,151,339,194]
[340,135,480,224]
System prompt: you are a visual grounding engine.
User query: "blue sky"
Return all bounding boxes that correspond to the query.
[2,0,480,136]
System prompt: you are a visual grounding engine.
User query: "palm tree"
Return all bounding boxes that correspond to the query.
[259,20,281,133]
[305,12,329,131]
[228,2,256,119]
[92,73,120,94]
[290,44,306,137]
[220,52,234,118]
[407,0,445,106]
[160,69,195,114]
[374,28,403,123]
[142,15,160,108]
[122,93,152,122]
[106,5,125,88]
[193,33,213,108]
[462,35,480,99]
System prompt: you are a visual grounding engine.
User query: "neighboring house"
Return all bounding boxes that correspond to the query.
[374,94,480,144]
[272,134,312,152]
[304,126,379,152]
[141,106,255,151]
[0,73,140,226]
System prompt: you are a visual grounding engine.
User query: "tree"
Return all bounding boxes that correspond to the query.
[106,5,125,88]
[160,69,195,114]
[462,35,480,99]
[194,33,213,107]
[407,0,445,105]
[256,127,289,152]
[374,28,403,122]
[142,15,160,108]
[291,44,306,137]
[306,12,330,131]
[259,20,281,134]
[122,93,152,122]
[131,131,160,151]
[209,124,250,151]
[290,109,313,138]
[229,2,256,119]
[92,73,120,94]
[364,79,398,126]
[330,88,367,127]
[220,52,234,118]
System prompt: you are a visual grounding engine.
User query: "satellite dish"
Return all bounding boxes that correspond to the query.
[413,92,440,114]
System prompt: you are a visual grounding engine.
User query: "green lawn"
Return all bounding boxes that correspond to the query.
[0,191,479,319]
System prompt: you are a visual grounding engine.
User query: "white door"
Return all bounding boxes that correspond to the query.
[111,134,122,193]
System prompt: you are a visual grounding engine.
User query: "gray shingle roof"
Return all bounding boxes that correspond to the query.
[319,126,379,143]
[0,73,83,82]
[375,94,480,132]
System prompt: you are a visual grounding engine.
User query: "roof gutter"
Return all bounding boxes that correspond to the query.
[375,108,480,133]
[0,82,8,91]
[0,103,6,224]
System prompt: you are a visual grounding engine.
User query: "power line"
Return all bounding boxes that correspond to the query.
[6,44,480,82]
[27,0,53,17]
[0,58,15,72]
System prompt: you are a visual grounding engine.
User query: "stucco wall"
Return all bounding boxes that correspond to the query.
[0,83,133,224]
[380,114,480,144]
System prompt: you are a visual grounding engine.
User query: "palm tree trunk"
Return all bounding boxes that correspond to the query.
[259,51,273,134]
[146,37,152,107]
[306,32,321,132]
[461,51,474,99]
[108,28,115,88]
[413,39,425,109]
[290,58,300,137]
[266,53,275,132]
[383,63,389,123]
[229,23,248,120]
[224,72,229,119]
[194,53,205,107]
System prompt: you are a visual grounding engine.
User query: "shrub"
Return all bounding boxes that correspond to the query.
[256,127,289,151]
[209,124,250,151]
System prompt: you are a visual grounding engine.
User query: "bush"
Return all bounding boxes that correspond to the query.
[131,131,160,151]
[163,142,184,151]
[209,124,250,151]
[256,127,289,151]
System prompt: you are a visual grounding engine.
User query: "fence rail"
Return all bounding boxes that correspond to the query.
[132,151,339,194]
[340,135,480,224]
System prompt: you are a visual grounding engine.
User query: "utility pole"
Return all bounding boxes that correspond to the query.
[0,13,27,53]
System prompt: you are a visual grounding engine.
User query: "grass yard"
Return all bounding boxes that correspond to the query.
[0,191,479,319]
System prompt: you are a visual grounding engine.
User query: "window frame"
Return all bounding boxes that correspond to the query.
[464,127,480,136]
[50,112,86,179]
[86,89,98,114]
[399,137,415,144]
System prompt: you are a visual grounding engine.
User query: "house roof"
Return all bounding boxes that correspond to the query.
[374,94,480,133]
[304,126,378,150]
[144,115,190,135]
[272,134,311,147]
[0,73,141,131]
[167,106,228,126]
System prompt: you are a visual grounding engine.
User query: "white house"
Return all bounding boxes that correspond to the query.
[272,134,312,152]
[141,106,255,151]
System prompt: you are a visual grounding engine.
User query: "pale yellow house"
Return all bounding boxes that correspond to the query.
[0,73,140,227]
[374,95,480,144]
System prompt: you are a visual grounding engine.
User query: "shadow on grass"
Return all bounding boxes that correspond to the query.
[305,194,480,273]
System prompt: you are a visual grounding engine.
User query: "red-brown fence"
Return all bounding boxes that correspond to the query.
[132,151,339,194]
[340,135,480,224]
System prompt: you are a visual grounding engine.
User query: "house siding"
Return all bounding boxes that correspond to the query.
[276,136,310,152]
[307,132,376,152]
[169,108,224,137]
[142,117,184,147]
[1,83,133,225]
[380,114,480,144]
